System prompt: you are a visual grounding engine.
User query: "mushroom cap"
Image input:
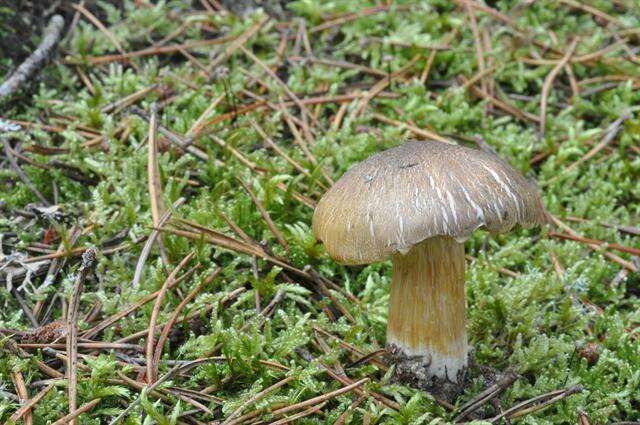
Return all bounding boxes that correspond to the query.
[312,141,547,265]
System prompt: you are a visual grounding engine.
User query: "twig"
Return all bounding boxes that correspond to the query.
[310,5,411,33]
[146,252,195,384]
[186,94,225,138]
[239,45,315,130]
[146,103,169,268]
[0,15,64,98]
[130,106,211,163]
[557,0,623,27]
[2,139,50,205]
[271,378,368,416]
[147,103,165,225]
[371,113,453,144]
[51,398,101,425]
[490,385,582,422]
[296,348,398,410]
[8,382,54,423]
[72,4,124,55]
[132,198,185,288]
[465,3,487,98]
[551,216,637,272]
[540,38,578,137]
[206,16,268,73]
[72,35,236,64]
[108,362,190,425]
[560,111,630,175]
[221,376,295,425]
[455,370,518,422]
[354,54,421,116]
[11,371,33,425]
[152,268,220,376]
[249,119,326,189]
[237,177,291,254]
[269,402,327,425]
[578,410,591,425]
[460,76,540,123]
[335,394,366,425]
[549,232,640,256]
[101,84,159,114]
[83,262,196,340]
[66,248,97,425]
[21,342,142,350]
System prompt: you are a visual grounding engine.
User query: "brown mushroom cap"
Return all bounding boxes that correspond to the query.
[312,141,547,265]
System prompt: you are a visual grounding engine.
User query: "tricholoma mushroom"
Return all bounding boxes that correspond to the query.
[313,141,546,397]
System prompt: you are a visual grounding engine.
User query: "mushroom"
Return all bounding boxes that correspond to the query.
[312,141,546,397]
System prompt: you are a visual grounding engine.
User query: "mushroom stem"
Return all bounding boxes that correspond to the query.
[387,236,468,384]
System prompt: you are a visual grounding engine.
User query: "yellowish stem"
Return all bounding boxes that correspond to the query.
[387,236,468,381]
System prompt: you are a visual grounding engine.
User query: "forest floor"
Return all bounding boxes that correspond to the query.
[1,1,639,423]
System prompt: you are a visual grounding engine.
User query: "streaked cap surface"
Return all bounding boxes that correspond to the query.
[312,141,546,265]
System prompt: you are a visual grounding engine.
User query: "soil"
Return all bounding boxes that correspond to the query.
[387,343,470,403]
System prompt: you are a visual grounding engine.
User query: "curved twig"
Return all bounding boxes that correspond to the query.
[0,15,65,98]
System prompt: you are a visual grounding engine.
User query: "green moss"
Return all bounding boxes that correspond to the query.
[1,0,639,423]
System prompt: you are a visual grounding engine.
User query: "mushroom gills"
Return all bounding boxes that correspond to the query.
[387,236,468,383]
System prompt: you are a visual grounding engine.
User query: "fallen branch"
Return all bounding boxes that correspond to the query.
[0,15,65,98]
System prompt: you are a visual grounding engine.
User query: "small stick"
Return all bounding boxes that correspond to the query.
[557,0,622,27]
[8,382,54,423]
[578,410,591,425]
[108,363,183,425]
[454,370,518,421]
[146,104,170,269]
[152,268,220,375]
[354,54,421,117]
[83,264,195,339]
[335,394,366,425]
[186,94,225,137]
[66,249,97,425]
[540,38,579,137]
[148,103,166,227]
[549,232,640,256]
[270,378,368,416]
[11,371,33,425]
[20,342,142,350]
[465,3,487,97]
[132,198,185,288]
[221,376,295,425]
[269,402,327,425]
[101,84,159,114]
[490,385,582,422]
[0,15,64,98]
[446,66,496,98]
[131,106,211,162]
[310,5,412,33]
[72,35,236,65]
[237,177,291,254]
[2,139,50,205]
[51,398,101,425]
[146,252,195,383]
[206,16,268,73]
[371,113,453,144]
[551,216,637,272]
[239,45,315,130]
[72,4,124,55]
[250,119,326,189]
[560,111,630,175]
